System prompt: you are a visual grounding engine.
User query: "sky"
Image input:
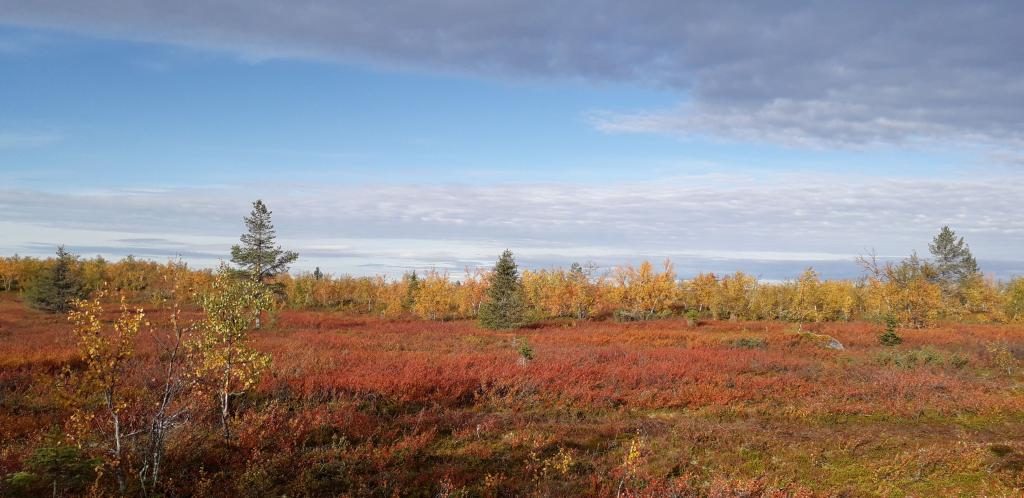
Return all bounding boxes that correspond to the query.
[1,1,1022,280]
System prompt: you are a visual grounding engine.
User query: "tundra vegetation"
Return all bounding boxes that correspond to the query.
[2,210,1024,496]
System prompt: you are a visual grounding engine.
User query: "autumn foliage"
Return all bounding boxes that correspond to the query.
[3,250,1024,495]
[3,252,1024,329]
[3,288,1024,495]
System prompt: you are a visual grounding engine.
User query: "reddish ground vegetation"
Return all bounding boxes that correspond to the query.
[3,294,1024,496]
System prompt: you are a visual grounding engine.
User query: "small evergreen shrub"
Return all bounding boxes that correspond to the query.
[879,316,903,346]
[2,441,98,497]
[685,309,699,327]
[478,250,530,330]
[516,337,534,362]
[24,246,86,313]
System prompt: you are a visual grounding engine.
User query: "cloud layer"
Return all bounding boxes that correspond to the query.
[3,1,1023,147]
[2,174,1022,278]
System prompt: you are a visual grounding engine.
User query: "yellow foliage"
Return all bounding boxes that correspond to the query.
[7,253,1022,327]
[608,260,678,318]
[819,279,857,322]
[65,291,145,469]
[1006,277,1024,322]
[412,270,460,320]
[862,275,944,327]
[718,271,757,321]
[683,272,721,318]
[956,275,1006,322]
[0,256,15,291]
[191,271,273,438]
[454,268,489,318]
[522,266,599,319]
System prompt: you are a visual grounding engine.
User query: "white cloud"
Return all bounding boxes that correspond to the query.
[2,173,1022,278]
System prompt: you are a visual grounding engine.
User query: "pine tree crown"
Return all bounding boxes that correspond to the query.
[928,225,981,290]
[230,199,298,281]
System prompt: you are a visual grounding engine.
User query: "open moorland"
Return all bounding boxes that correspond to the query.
[7,2,1024,495]
[3,291,1024,497]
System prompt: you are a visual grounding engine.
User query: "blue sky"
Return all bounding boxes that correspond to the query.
[1,2,1022,280]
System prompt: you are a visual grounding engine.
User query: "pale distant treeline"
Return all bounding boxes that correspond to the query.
[2,253,1022,327]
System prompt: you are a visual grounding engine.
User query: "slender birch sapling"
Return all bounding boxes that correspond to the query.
[191,270,272,439]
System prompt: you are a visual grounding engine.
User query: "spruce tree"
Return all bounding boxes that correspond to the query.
[230,200,298,281]
[313,267,324,280]
[928,226,980,292]
[478,250,530,330]
[878,316,903,346]
[26,246,85,313]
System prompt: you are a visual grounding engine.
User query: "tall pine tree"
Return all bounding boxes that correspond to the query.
[928,226,980,293]
[230,200,298,282]
[478,250,530,330]
[26,246,86,313]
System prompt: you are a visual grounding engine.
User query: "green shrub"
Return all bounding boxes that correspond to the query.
[685,309,699,327]
[478,250,530,330]
[875,347,952,369]
[878,316,903,346]
[3,441,99,497]
[516,337,535,362]
[949,353,969,369]
[732,337,767,349]
[24,247,86,313]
